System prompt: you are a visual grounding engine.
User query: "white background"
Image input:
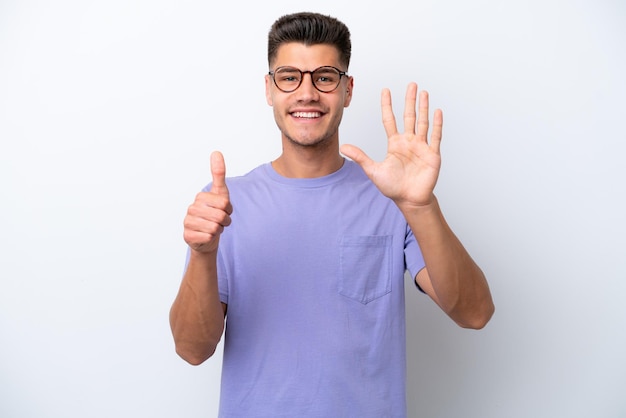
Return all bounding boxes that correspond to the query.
[1,1,625,417]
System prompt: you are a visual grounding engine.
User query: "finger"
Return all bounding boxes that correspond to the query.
[381,88,398,138]
[417,90,430,141]
[187,200,232,227]
[430,108,443,153]
[184,214,227,236]
[340,144,376,177]
[403,82,418,135]
[210,151,229,197]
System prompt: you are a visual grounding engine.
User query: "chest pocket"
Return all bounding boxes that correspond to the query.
[339,235,393,304]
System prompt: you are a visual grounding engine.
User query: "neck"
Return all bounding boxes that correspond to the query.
[272,139,344,179]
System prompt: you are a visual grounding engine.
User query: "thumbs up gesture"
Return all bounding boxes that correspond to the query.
[183,151,233,254]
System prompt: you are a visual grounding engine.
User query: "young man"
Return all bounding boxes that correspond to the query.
[170,12,494,417]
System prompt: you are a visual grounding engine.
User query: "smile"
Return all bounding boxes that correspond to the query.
[291,111,322,118]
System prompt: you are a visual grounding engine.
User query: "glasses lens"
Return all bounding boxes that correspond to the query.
[274,67,301,92]
[312,67,341,92]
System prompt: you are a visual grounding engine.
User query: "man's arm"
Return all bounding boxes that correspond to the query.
[170,251,228,364]
[406,197,493,329]
[169,151,232,364]
[341,83,494,329]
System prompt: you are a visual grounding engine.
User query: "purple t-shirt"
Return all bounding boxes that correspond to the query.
[210,160,425,417]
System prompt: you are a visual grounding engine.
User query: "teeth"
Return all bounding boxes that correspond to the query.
[292,112,321,118]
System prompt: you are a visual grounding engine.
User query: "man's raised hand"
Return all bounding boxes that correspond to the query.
[340,82,443,209]
[183,151,233,254]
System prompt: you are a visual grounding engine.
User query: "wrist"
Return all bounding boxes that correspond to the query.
[396,194,438,214]
[189,247,219,263]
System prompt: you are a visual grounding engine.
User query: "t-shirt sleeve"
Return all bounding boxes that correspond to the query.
[217,248,229,304]
[404,224,426,289]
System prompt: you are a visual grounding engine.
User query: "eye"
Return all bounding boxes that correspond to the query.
[275,68,301,83]
[314,69,339,85]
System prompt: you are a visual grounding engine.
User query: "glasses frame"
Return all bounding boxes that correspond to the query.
[268,66,348,93]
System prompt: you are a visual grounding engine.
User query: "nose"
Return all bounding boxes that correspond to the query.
[294,72,319,100]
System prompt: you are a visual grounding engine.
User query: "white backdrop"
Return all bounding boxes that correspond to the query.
[1,1,625,417]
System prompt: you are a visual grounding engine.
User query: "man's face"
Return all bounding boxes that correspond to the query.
[265,43,353,148]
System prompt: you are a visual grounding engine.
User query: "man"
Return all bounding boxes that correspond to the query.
[170,11,494,417]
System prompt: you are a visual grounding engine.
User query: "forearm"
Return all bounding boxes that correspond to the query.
[403,196,494,329]
[169,249,225,365]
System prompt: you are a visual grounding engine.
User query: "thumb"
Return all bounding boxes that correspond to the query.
[210,151,229,196]
[340,144,375,176]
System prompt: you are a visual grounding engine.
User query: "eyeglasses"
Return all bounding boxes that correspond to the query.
[268,66,348,93]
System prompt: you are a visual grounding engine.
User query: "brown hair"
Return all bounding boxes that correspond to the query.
[267,12,351,69]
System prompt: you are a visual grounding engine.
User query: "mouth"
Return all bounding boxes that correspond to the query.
[291,111,323,119]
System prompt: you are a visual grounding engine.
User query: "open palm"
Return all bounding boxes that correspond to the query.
[341,82,443,208]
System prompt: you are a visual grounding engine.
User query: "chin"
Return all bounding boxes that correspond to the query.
[283,128,337,148]
[286,135,332,148]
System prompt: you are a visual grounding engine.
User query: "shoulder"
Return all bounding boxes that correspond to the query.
[343,159,368,180]
[341,160,384,194]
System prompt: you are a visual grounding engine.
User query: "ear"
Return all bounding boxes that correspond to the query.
[343,76,354,107]
[265,74,273,106]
